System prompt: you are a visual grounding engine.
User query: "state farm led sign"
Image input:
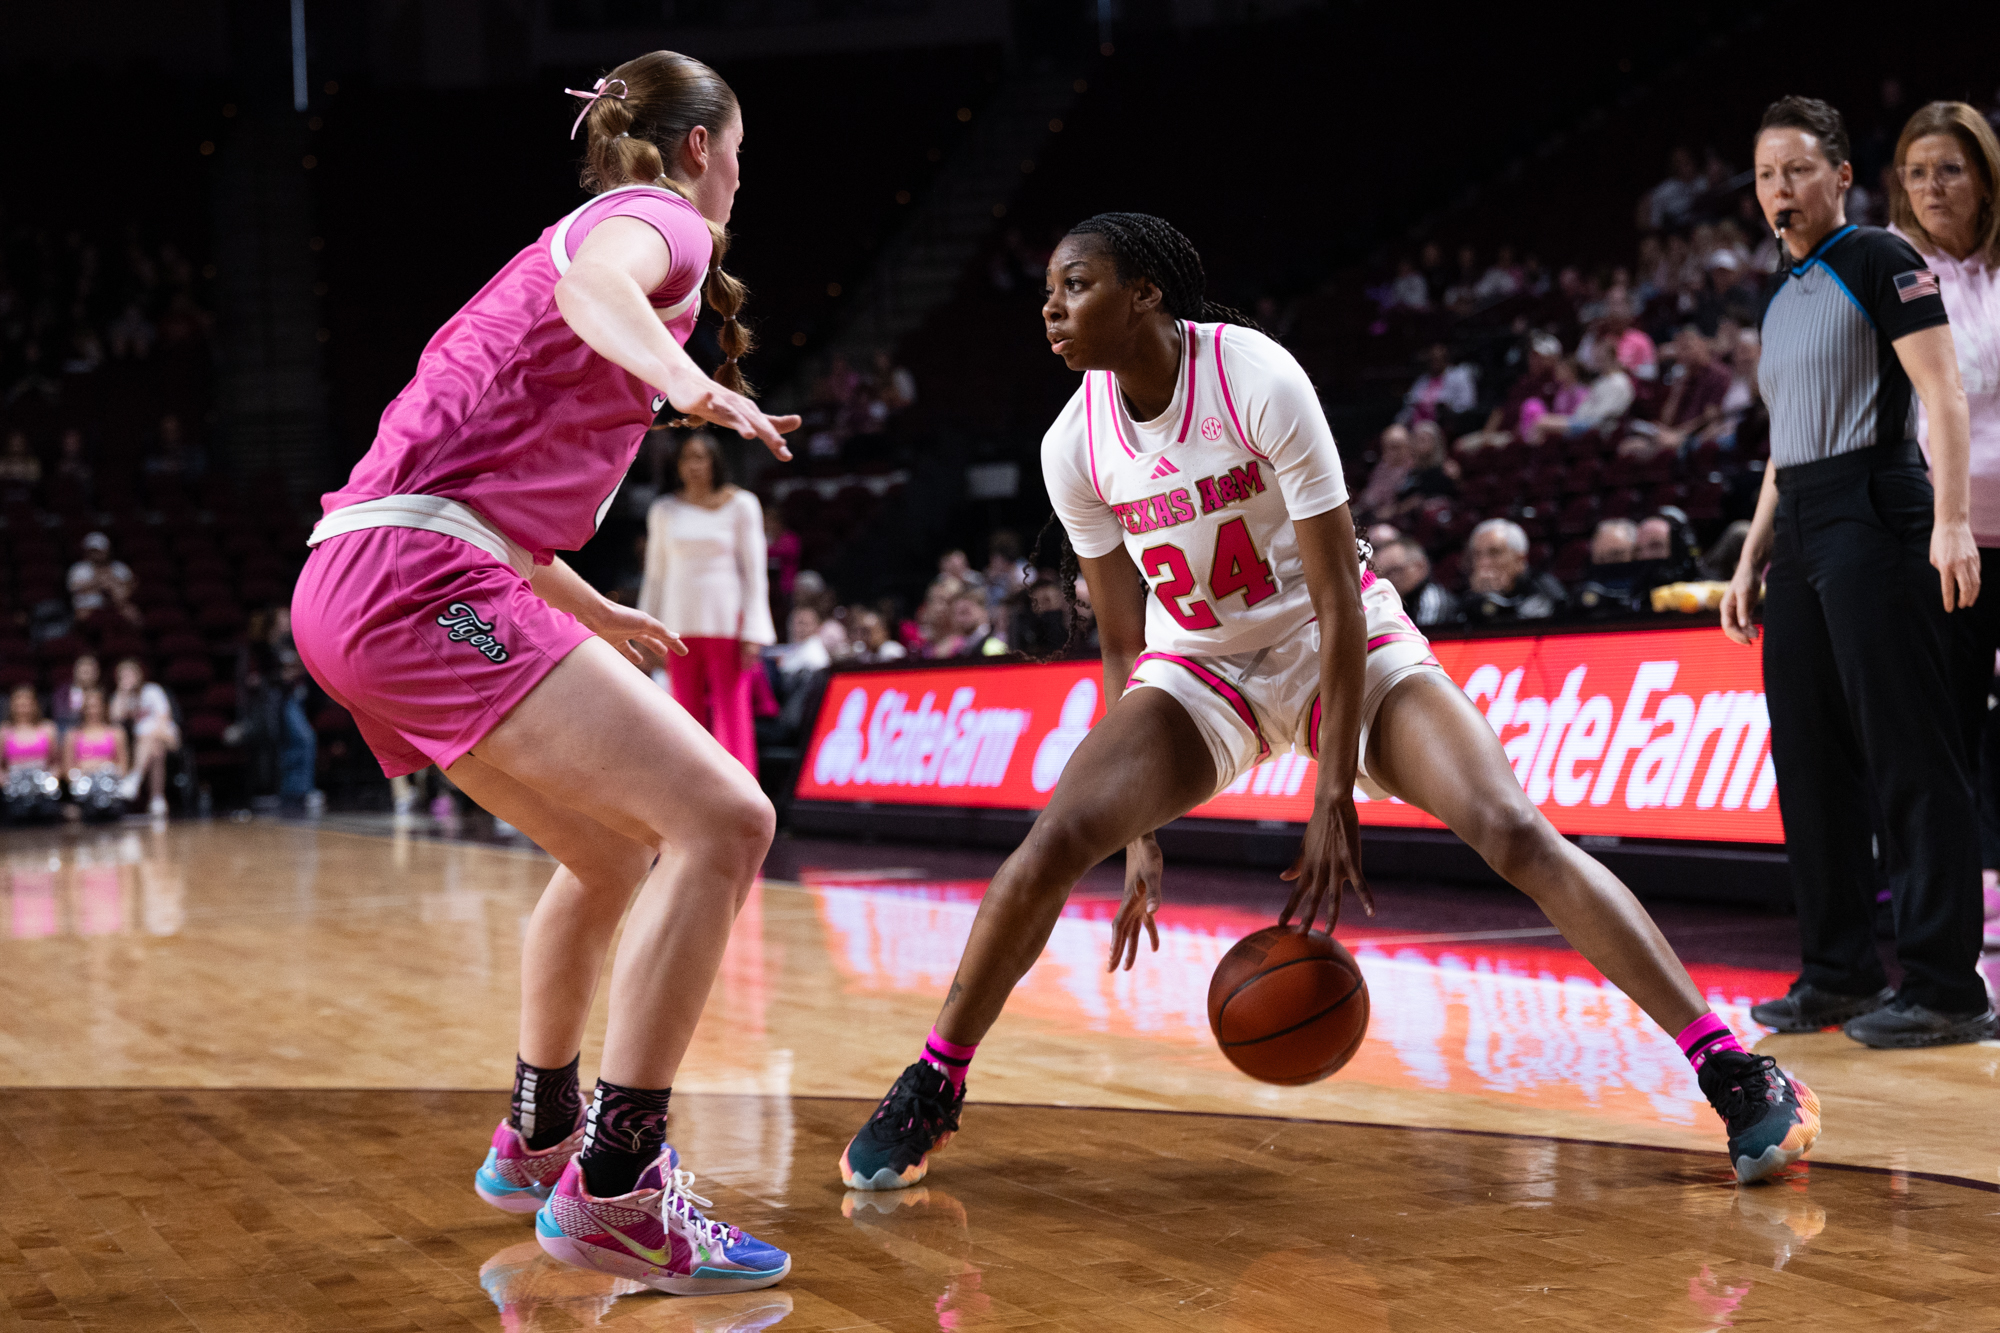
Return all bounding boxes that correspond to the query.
[794,627,1780,844]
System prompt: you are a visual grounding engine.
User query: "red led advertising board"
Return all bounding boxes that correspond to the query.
[793,626,1780,844]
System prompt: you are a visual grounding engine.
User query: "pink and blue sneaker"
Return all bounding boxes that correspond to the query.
[474,1118,587,1214]
[535,1153,791,1295]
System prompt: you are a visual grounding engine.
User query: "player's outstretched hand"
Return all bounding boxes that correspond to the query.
[664,369,801,462]
[588,602,686,669]
[1107,832,1164,972]
[1279,793,1372,933]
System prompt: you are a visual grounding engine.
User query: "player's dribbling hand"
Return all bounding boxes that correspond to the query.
[663,367,802,462]
[589,602,686,667]
[1107,832,1164,972]
[1279,793,1372,934]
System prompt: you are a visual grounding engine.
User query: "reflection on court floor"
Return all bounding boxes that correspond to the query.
[807,874,1790,1126]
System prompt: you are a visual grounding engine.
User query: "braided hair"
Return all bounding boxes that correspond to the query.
[1030,213,1261,661]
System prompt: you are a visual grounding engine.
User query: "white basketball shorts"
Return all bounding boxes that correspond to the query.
[1125,570,1448,799]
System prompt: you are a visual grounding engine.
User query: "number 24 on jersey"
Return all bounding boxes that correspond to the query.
[1140,517,1278,630]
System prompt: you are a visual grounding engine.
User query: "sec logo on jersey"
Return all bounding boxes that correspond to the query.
[1200,417,1224,440]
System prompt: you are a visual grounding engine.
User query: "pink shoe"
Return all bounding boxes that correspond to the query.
[474,1118,585,1214]
[535,1154,790,1295]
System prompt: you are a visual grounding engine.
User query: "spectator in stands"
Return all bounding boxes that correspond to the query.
[1570,519,1647,619]
[1526,341,1634,443]
[1456,332,1563,452]
[850,609,906,663]
[1442,245,1483,316]
[1520,338,1632,440]
[1701,520,1753,581]
[937,549,982,590]
[0,430,40,488]
[1374,537,1458,627]
[1010,575,1074,658]
[51,653,101,734]
[1364,522,1403,553]
[1355,425,1414,524]
[4,685,58,798]
[765,509,801,613]
[791,568,836,618]
[1640,146,1704,232]
[270,600,320,808]
[871,349,917,413]
[983,529,1029,611]
[1578,293,1656,385]
[1396,343,1479,427]
[67,533,138,625]
[1622,326,1737,459]
[143,413,202,480]
[914,576,963,656]
[1637,510,1701,585]
[1382,422,1458,524]
[110,656,178,817]
[1590,518,1638,565]
[1461,518,1564,622]
[1418,241,1450,300]
[61,689,127,782]
[1692,252,1761,333]
[776,605,831,678]
[107,301,156,360]
[1474,245,1524,303]
[638,431,774,776]
[1388,258,1429,311]
[1694,331,1766,451]
[938,590,1005,659]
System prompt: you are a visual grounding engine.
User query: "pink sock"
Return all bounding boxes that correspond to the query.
[1677,1013,1746,1071]
[922,1027,977,1092]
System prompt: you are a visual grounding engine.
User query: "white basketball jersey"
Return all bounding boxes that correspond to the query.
[1043,321,1349,657]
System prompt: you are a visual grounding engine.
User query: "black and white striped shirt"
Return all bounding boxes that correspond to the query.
[1758,225,1949,469]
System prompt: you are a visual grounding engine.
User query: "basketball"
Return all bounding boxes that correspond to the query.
[1207,926,1370,1085]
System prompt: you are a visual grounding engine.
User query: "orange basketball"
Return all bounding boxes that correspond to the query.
[1207,925,1370,1085]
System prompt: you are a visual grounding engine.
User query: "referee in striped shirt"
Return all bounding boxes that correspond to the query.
[1722,96,1997,1047]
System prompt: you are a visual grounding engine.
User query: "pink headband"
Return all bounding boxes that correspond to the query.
[565,77,628,139]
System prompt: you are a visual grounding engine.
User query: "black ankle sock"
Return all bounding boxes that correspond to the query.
[578,1079,672,1197]
[510,1054,582,1151]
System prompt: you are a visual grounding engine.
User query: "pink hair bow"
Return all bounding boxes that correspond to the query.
[565,77,629,139]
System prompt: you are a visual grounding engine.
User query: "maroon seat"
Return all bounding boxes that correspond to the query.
[182,711,230,745]
[163,655,214,687]
[1555,494,1600,538]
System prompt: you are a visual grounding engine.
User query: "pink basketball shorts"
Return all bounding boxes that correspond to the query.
[291,526,595,778]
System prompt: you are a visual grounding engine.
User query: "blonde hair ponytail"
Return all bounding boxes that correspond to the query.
[572,51,757,403]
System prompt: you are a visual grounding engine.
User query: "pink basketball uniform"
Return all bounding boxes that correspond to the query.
[294,185,712,777]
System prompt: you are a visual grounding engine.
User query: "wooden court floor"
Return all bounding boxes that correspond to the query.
[2,821,1997,1331]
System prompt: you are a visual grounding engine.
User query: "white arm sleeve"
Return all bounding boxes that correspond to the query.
[734,491,777,646]
[1227,330,1349,521]
[1041,401,1128,559]
[639,498,671,626]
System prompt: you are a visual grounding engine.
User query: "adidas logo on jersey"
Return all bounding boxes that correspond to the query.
[1148,456,1181,480]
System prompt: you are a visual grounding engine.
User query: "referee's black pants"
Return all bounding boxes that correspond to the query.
[1763,441,1986,1014]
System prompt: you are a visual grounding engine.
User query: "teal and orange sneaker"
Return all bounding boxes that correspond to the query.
[1698,1050,1821,1184]
[535,1153,790,1295]
[839,1061,964,1191]
[474,1118,586,1214]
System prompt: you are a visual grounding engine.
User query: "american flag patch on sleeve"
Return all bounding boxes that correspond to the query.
[1895,269,1941,302]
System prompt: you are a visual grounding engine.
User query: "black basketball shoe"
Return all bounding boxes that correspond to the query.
[1698,1049,1821,1184]
[839,1061,964,1191]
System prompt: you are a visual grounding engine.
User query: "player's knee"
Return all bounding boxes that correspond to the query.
[1467,797,1550,881]
[1021,810,1109,886]
[689,785,776,873]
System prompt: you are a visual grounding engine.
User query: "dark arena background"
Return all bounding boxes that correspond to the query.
[2,4,1997,1330]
